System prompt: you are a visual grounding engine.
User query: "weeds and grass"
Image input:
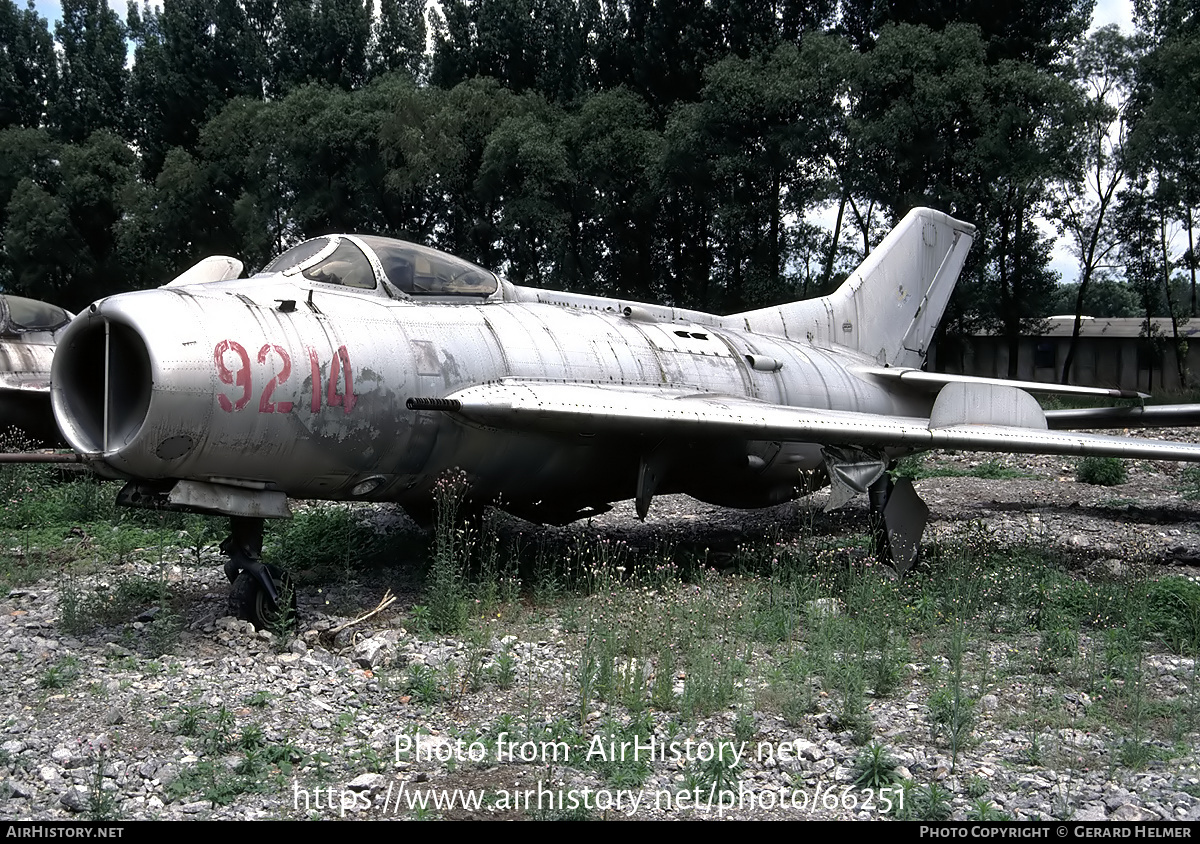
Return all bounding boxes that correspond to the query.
[586,714,654,787]
[927,623,977,769]
[166,703,301,807]
[39,655,83,689]
[7,454,1200,818]
[1182,467,1200,501]
[244,690,272,708]
[892,455,1028,481]
[266,506,373,574]
[86,744,120,821]
[427,470,473,634]
[966,799,1011,821]
[1076,456,1128,486]
[265,577,298,641]
[913,781,954,821]
[852,742,902,788]
[58,568,176,654]
[490,643,518,690]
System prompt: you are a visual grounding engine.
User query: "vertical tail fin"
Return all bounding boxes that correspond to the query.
[730,207,975,367]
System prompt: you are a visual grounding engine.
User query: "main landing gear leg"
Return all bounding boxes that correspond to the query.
[868,473,893,564]
[868,471,928,576]
[220,516,296,630]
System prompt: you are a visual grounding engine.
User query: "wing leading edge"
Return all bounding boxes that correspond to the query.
[409,381,1200,463]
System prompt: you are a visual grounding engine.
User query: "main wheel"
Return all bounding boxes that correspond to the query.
[228,570,297,631]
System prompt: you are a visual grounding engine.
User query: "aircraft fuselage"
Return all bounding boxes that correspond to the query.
[51,277,928,522]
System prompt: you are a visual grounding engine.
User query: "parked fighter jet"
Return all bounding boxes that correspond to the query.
[45,208,1200,625]
[0,294,71,446]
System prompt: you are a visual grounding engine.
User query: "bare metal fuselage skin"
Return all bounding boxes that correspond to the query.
[50,275,926,522]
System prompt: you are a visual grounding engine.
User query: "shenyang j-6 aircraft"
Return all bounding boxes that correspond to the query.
[43,207,1200,625]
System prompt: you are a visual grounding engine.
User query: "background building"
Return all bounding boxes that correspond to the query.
[930,317,1200,393]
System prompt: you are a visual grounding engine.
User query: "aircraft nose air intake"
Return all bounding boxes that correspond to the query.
[51,311,152,456]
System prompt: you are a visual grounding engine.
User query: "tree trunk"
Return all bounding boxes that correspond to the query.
[1061,287,1087,385]
[1161,208,1188,387]
[1187,204,1196,317]
[821,190,847,291]
[769,165,781,287]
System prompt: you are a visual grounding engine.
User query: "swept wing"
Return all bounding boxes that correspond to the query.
[410,381,1200,463]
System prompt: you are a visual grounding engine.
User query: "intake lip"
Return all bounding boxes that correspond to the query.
[51,308,153,457]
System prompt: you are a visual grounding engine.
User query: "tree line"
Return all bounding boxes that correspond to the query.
[2,0,1198,383]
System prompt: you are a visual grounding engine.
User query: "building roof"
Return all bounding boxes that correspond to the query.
[975,316,1200,339]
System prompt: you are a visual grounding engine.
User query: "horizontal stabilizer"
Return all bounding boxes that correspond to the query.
[1046,404,1200,430]
[863,367,1148,400]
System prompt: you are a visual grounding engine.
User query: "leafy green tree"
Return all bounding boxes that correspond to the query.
[3,131,137,308]
[849,24,991,218]
[379,78,519,265]
[0,0,56,130]
[194,96,291,268]
[0,126,59,225]
[50,0,127,143]
[3,179,84,301]
[476,100,572,286]
[842,0,1092,65]
[1049,276,1141,317]
[1114,180,1178,388]
[0,127,60,291]
[1133,0,1198,42]
[699,38,848,309]
[375,83,458,243]
[1127,7,1200,317]
[271,81,396,235]
[1052,25,1138,383]
[656,101,716,308]
[610,0,721,115]
[533,0,597,101]
[840,22,989,346]
[116,147,224,288]
[275,0,372,93]
[371,0,426,81]
[767,0,838,43]
[128,0,275,178]
[978,58,1079,376]
[562,87,663,298]
[983,191,1059,378]
[848,23,1077,371]
[431,0,593,101]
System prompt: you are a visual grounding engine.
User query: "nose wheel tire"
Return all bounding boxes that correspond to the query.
[228,570,297,631]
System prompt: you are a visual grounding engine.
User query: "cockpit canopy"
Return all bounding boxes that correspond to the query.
[260,235,499,298]
[0,295,71,335]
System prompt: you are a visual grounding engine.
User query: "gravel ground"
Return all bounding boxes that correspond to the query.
[2,433,1200,822]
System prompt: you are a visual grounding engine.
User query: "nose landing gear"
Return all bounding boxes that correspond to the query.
[220,516,296,630]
